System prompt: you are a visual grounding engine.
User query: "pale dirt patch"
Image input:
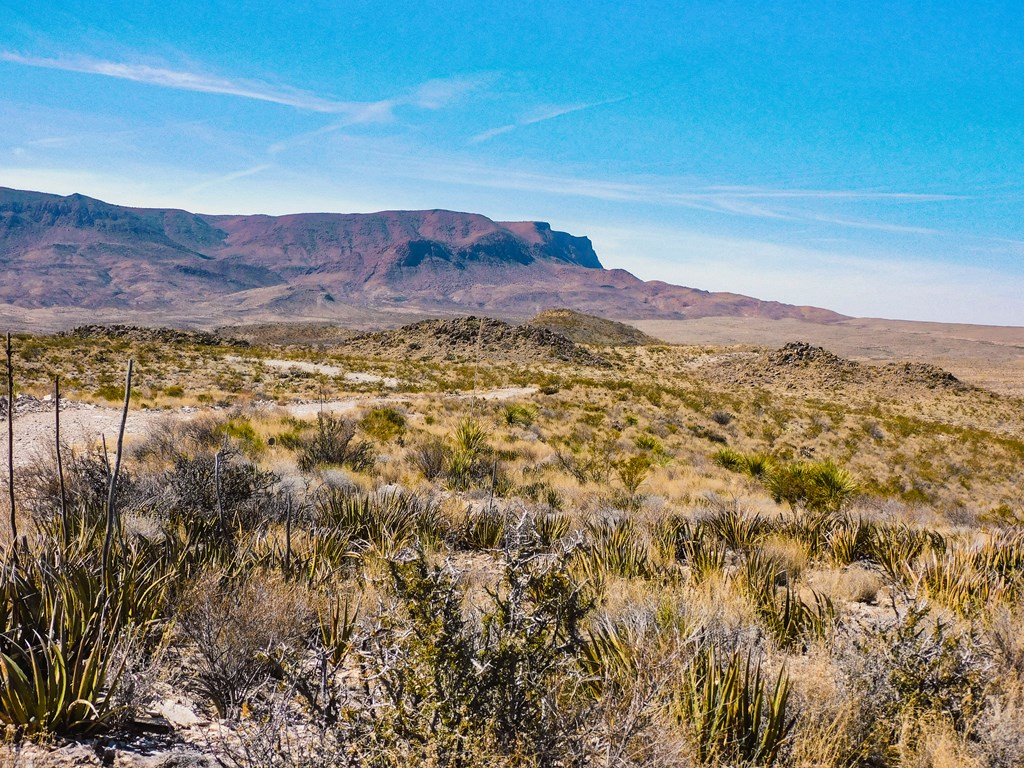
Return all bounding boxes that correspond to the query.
[2,387,539,469]
[226,355,401,387]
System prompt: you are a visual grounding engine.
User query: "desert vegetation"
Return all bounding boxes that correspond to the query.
[1,318,1023,767]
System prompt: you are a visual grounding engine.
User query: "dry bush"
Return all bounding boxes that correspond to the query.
[894,713,984,768]
[176,571,315,719]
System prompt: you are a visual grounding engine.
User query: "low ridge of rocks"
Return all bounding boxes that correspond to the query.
[345,316,607,366]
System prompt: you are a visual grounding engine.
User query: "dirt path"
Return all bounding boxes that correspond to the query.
[225,356,401,387]
[1,386,539,469]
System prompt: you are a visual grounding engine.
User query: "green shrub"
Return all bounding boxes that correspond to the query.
[295,413,375,472]
[359,407,407,442]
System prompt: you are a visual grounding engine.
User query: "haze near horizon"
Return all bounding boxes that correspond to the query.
[2,1,1022,325]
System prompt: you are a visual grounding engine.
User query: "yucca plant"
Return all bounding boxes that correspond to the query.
[577,517,652,581]
[534,511,573,547]
[918,548,1003,616]
[827,516,875,565]
[462,506,508,550]
[869,523,929,584]
[712,447,745,472]
[0,547,133,736]
[316,488,440,556]
[708,504,769,552]
[742,453,777,480]
[742,551,835,649]
[679,528,728,584]
[578,618,637,697]
[502,403,538,427]
[671,643,794,766]
[763,460,857,515]
[783,508,837,558]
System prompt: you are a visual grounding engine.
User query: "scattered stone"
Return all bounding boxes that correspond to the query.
[346,316,607,366]
[59,325,248,348]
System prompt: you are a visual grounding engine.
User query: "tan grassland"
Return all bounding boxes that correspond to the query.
[0,314,1022,767]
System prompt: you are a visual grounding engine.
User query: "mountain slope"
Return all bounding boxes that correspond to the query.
[0,187,845,325]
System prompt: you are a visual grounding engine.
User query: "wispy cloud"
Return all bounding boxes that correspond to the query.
[469,96,628,143]
[1,51,368,112]
[1,52,488,121]
[183,164,272,194]
[390,153,951,226]
[266,74,492,154]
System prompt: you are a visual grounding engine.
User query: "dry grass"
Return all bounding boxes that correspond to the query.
[2,321,1023,766]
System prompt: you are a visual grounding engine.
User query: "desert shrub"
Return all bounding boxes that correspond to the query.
[551,432,615,485]
[847,602,990,758]
[295,413,375,472]
[688,424,728,444]
[360,407,407,442]
[164,448,279,533]
[176,571,313,719]
[342,546,595,764]
[411,437,446,480]
[615,454,652,496]
[710,410,734,426]
[518,480,564,511]
[214,416,265,455]
[764,460,858,514]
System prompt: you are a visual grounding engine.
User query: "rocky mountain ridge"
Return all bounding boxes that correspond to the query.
[0,186,846,326]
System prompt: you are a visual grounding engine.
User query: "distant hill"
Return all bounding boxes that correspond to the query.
[0,187,846,327]
[527,308,656,346]
[344,316,607,366]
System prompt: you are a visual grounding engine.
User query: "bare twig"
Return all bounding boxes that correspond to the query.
[55,375,68,545]
[285,494,293,574]
[102,359,133,581]
[5,332,15,545]
[214,446,226,536]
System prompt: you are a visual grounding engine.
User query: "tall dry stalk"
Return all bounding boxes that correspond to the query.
[55,375,68,544]
[102,359,133,581]
[5,332,15,544]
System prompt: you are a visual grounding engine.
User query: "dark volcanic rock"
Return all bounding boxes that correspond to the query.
[60,324,248,347]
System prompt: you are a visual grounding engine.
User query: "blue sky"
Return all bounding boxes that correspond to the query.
[2,1,1023,324]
